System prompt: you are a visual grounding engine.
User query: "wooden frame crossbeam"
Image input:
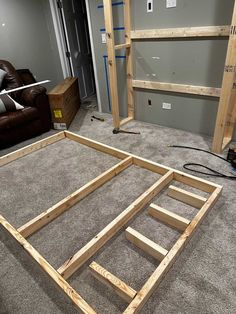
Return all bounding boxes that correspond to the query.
[131,25,230,40]
[0,131,223,313]
[148,203,190,232]
[89,261,137,302]
[132,80,221,98]
[103,1,236,152]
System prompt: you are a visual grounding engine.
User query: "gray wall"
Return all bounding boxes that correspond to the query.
[88,0,236,139]
[0,0,63,91]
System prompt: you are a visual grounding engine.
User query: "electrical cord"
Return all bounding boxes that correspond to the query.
[168,145,236,180]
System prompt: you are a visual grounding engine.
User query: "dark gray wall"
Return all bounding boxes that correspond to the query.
[88,0,236,139]
[0,0,63,90]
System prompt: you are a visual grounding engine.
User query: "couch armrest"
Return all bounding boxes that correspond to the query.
[21,86,47,107]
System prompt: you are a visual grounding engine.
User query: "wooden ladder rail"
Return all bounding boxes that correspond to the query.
[103,0,134,131]
[212,0,236,153]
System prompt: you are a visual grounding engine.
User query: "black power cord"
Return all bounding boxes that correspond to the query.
[169,145,236,180]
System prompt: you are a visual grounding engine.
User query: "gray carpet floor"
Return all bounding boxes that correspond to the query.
[0,109,235,314]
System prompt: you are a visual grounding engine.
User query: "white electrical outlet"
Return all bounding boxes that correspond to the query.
[147,0,153,13]
[166,0,177,8]
[101,33,106,44]
[162,102,172,109]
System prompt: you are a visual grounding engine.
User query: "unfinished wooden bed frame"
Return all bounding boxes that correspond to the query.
[0,131,222,313]
[103,0,236,153]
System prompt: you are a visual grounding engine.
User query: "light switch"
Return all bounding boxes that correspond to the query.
[166,0,177,8]
[101,33,106,44]
[147,0,153,13]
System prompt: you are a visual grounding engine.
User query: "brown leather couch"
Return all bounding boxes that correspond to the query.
[0,60,51,149]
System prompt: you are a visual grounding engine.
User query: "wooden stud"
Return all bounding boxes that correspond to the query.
[89,261,137,303]
[167,185,207,209]
[0,215,96,314]
[133,80,221,98]
[18,156,133,238]
[212,2,236,153]
[103,0,120,130]
[115,43,131,50]
[125,227,168,261]
[0,132,65,167]
[148,203,190,232]
[65,131,129,159]
[120,116,134,127]
[123,187,222,313]
[57,171,174,280]
[131,25,230,40]
[124,0,134,119]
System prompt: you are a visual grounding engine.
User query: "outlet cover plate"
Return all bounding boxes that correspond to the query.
[166,0,177,8]
[101,33,106,44]
[147,0,153,13]
[162,102,172,109]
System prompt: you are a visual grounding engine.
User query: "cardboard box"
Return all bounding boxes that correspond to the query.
[48,77,80,130]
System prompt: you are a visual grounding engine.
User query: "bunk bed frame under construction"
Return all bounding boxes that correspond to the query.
[103,0,236,153]
[0,131,222,313]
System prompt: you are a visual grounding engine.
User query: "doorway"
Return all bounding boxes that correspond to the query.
[53,0,97,103]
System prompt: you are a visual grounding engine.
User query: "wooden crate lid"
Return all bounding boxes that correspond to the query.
[48,77,78,95]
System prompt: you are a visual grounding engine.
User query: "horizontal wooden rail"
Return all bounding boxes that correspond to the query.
[89,261,136,303]
[115,43,131,50]
[0,215,96,314]
[125,227,168,261]
[132,80,221,98]
[18,157,133,238]
[120,117,134,127]
[57,170,174,280]
[0,132,65,167]
[131,25,230,40]
[167,185,207,209]
[148,204,190,232]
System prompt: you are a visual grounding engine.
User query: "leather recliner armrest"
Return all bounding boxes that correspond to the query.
[21,86,47,107]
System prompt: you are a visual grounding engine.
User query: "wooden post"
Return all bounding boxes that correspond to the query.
[103,0,120,130]
[212,0,236,153]
[124,0,134,120]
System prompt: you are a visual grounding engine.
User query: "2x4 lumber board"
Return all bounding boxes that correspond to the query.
[132,80,221,98]
[124,0,134,119]
[18,156,133,238]
[133,156,220,193]
[57,170,174,280]
[148,204,190,232]
[125,227,168,261]
[223,83,236,146]
[130,25,230,40]
[0,215,96,314]
[66,132,220,193]
[212,2,236,153]
[123,186,222,313]
[115,43,131,50]
[168,185,207,209]
[89,261,137,303]
[0,132,65,167]
[65,131,129,160]
[103,0,120,129]
[120,116,133,127]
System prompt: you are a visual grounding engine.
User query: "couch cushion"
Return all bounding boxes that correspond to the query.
[0,106,39,131]
[0,92,24,113]
[0,60,23,99]
[0,69,6,88]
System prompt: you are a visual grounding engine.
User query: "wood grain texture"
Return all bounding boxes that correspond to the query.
[125,227,168,261]
[148,204,190,232]
[167,185,207,209]
[123,187,222,313]
[18,156,133,238]
[133,80,221,97]
[57,171,174,280]
[0,215,96,314]
[0,132,65,167]
[89,261,136,302]
[212,3,236,152]
[131,25,230,39]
